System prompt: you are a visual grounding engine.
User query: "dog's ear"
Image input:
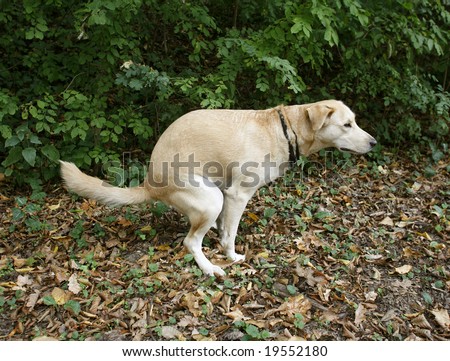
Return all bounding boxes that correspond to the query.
[306,104,335,131]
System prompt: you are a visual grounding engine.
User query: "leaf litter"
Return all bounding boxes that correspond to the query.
[0,151,449,340]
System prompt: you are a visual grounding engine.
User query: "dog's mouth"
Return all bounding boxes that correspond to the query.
[339,147,359,154]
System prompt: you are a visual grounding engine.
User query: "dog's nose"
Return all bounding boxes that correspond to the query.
[370,139,377,148]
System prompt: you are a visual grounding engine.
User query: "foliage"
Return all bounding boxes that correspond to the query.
[0,0,449,184]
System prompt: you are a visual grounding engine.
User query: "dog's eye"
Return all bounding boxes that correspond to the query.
[344,123,352,128]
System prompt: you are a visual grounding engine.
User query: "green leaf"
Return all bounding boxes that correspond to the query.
[15,196,28,206]
[22,147,37,166]
[245,324,260,339]
[324,27,339,46]
[41,144,60,162]
[424,166,436,178]
[0,125,12,139]
[36,22,48,32]
[315,211,333,219]
[23,0,35,14]
[29,134,42,144]
[29,105,38,118]
[5,136,20,148]
[287,284,297,295]
[34,30,43,40]
[25,29,35,40]
[64,300,81,315]
[89,10,108,25]
[291,22,304,34]
[422,292,433,305]
[129,79,144,90]
[2,147,23,167]
[264,208,277,218]
[11,207,25,221]
[291,17,312,38]
[43,295,57,306]
[37,100,46,109]
[183,254,194,263]
[71,128,87,140]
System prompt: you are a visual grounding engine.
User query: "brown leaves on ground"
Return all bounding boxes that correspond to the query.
[0,151,448,340]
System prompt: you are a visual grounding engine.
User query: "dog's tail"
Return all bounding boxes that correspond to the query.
[59,161,152,206]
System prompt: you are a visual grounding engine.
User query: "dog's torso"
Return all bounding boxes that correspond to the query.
[147,108,291,194]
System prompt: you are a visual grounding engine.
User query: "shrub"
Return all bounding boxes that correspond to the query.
[0,0,449,185]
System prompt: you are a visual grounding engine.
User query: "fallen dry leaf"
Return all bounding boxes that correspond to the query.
[116,217,133,227]
[404,333,424,341]
[372,267,381,280]
[364,291,377,302]
[247,319,266,328]
[321,310,339,323]
[354,303,367,326]
[411,314,432,329]
[48,203,61,211]
[264,294,311,322]
[51,287,71,305]
[16,275,32,288]
[317,284,331,302]
[379,216,394,226]
[246,212,260,223]
[342,324,357,340]
[395,264,412,274]
[403,247,421,258]
[178,316,200,328]
[0,281,16,288]
[161,326,182,340]
[224,307,250,322]
[380,309,397,322]
[392,279,413,289]
[68,274,82,295]
[296,263,327,286]
[26,291,40,310]
[12,257,27,268]
[431,309,450,330]
[32,336,59,341]
[153,272,170,283]
[89,295,101,314]
[182,293,202,317]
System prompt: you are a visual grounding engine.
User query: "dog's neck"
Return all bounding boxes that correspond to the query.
[281,105,318,157]
[276,109,300,164]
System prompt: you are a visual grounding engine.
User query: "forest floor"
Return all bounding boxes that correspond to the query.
[0,149,449,341]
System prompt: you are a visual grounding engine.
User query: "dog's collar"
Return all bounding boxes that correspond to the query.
[277,109,300,165]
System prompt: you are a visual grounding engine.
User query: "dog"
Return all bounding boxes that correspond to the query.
[60,100,376,277]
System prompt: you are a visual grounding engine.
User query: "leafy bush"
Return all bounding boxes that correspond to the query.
[0,0,449,185]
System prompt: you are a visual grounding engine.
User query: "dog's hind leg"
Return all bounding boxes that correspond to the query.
[165,180,225,277]
[218,186,256,263]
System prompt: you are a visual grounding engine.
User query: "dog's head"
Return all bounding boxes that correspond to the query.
[306,100,377,154]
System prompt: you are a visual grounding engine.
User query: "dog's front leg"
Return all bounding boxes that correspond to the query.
[218,187,256,263]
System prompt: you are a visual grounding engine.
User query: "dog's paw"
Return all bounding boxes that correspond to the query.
[202,265,226,278]
[229,252,245,263]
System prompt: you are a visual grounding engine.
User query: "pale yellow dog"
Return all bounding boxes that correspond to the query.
[61,100,376,277]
